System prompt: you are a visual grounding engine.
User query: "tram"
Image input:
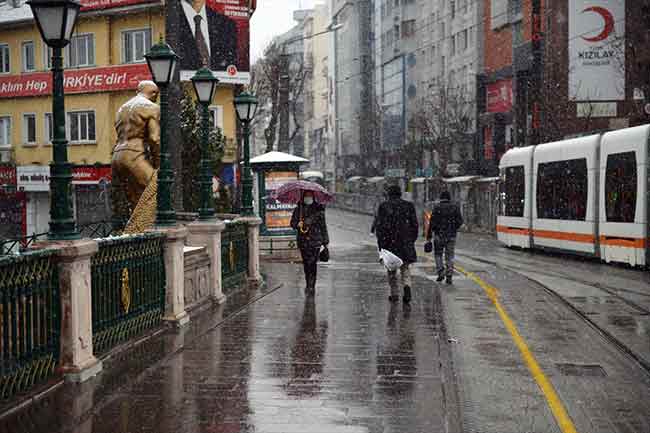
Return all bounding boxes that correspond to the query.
[497,124,649,267]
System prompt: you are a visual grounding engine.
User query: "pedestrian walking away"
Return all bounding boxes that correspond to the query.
[291,191,330,295]
[426,191,463,284]
[374,184,419,303]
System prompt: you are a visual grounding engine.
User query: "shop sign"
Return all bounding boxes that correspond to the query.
[0,64,151,99]
[385,168,405,178]
[17,166,50,192]
[0,165,16,187]
[576,102,617,118]
[80,0,158,11]
[486,79,513,113]
[72,166,112,185]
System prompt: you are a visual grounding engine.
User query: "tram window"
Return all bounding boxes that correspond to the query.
[502,166,525,217]
[605,151,637,223]
[536,158,588,221]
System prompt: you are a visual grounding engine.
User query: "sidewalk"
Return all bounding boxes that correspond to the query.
[1,237,461,433]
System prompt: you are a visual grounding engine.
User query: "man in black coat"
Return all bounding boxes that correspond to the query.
[375,184,419,303]
[177,0,238,71]
[426,191,463,284]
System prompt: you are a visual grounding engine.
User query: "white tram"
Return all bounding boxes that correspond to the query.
[497,124,649,267]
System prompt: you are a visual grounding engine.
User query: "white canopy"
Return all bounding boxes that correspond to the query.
[346,176,366,182]
[249,151,309,165]
[301,170,324,179]
[442,175,480,184]
[367,176,385,183]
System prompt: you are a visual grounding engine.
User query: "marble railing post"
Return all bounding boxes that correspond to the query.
[186,220,227,304]
[55,239,103,382]
[153,226,190,327]
[239,216,263,288]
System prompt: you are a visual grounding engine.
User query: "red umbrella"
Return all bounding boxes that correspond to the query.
[271,180,334,204]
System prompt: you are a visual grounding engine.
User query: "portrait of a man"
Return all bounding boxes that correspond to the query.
[178,0,238,70]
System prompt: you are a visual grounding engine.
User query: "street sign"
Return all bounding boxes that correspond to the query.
[385,169,405,178]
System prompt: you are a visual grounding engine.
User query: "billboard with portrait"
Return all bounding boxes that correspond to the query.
[264,171,297,232]
[172,0,253,84]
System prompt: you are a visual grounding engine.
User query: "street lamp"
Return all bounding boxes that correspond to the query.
[27,0,81,240]
[233,91,258,216]
[191,67,219,220]
[145,39,178,226]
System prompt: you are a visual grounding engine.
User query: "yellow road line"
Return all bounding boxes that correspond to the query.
[455,264,579,433]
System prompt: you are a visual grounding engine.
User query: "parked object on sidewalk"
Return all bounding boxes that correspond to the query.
[375,185,419,302]
[290,191,330,293]
[427,191,463,283]
[272,180,333,204]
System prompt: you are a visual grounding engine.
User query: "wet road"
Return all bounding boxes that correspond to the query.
[2,209,650,433]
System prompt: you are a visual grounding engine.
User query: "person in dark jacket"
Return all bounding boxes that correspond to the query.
[426,191,463,284]
[374,184,419,303]
[290,191,329,294]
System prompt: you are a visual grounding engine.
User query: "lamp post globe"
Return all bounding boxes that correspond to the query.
[28,0,81,240]
[27,0,81,48]
[233,91,258,216]
[191,67,219,220]
[144,40,178,226]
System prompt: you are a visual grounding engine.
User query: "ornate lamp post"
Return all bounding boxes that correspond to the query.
[233,91,258,217]
[27,0,81,240]
[191,67,219,220]
[145,40,178,226]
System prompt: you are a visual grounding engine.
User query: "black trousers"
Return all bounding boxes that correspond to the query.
[300,247,320,289]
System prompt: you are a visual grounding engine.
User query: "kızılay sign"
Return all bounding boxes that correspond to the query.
[0,64,151,98]
[487,79,513,113]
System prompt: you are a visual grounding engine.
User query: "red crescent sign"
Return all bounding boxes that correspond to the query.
[581,6,615,42]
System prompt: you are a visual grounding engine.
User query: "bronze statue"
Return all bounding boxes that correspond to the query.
[111,81,161,233]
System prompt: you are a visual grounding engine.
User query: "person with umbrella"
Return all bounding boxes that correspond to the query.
[274,181,332,295]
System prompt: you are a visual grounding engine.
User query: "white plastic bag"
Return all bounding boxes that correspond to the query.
[379,249,403,272]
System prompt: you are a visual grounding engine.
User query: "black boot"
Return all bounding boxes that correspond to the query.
[403,285,411,303]
[446,275,452,285]
[436,272,445,282]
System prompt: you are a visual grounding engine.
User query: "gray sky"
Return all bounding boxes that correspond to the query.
[250,0,321,62]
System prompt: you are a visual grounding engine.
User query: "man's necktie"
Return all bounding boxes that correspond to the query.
[194,14,210,67]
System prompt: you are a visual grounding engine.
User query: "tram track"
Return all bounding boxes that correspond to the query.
[456,251,650,378]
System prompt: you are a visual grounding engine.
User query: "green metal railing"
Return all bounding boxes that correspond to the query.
[0,250,59,400]
[91,233,165,355]
[221,222,249,293]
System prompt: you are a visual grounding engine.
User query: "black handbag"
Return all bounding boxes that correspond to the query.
[319,246,330,262]
[424,241,433,253]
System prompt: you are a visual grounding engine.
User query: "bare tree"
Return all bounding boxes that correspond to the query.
[409,82,474,176]
[251,42,308,153]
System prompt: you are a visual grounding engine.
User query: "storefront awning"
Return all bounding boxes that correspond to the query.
[442,175,480,184]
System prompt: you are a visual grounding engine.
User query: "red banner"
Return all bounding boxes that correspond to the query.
[486,79,513,113]
[80,0,158,11]
[72,166,112,184]
[0,64,151,98]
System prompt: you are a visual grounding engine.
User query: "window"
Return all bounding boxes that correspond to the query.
[68,111,96,143]
[536,158,588,221]
[122,29,152,63]
[450,0,455,19]
[209,105,224,130]
[0,117,11,148]
[491,0,509,29]
[44,113,53,144]
[23,114,36,144]
[501,166,525,217]
[394,24,400,41]
[0,44,9,73]
[605,152,637,223]
[509,0,523,19]
[512,21,524,47]
[402,20,416,38]
[462,29,469,50]
[66,34,95,68]
[451,34,456,55]
[22,41,35,72]
[43,45,53,70]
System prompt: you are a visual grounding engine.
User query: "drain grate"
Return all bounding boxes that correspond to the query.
[555,363,607,377]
